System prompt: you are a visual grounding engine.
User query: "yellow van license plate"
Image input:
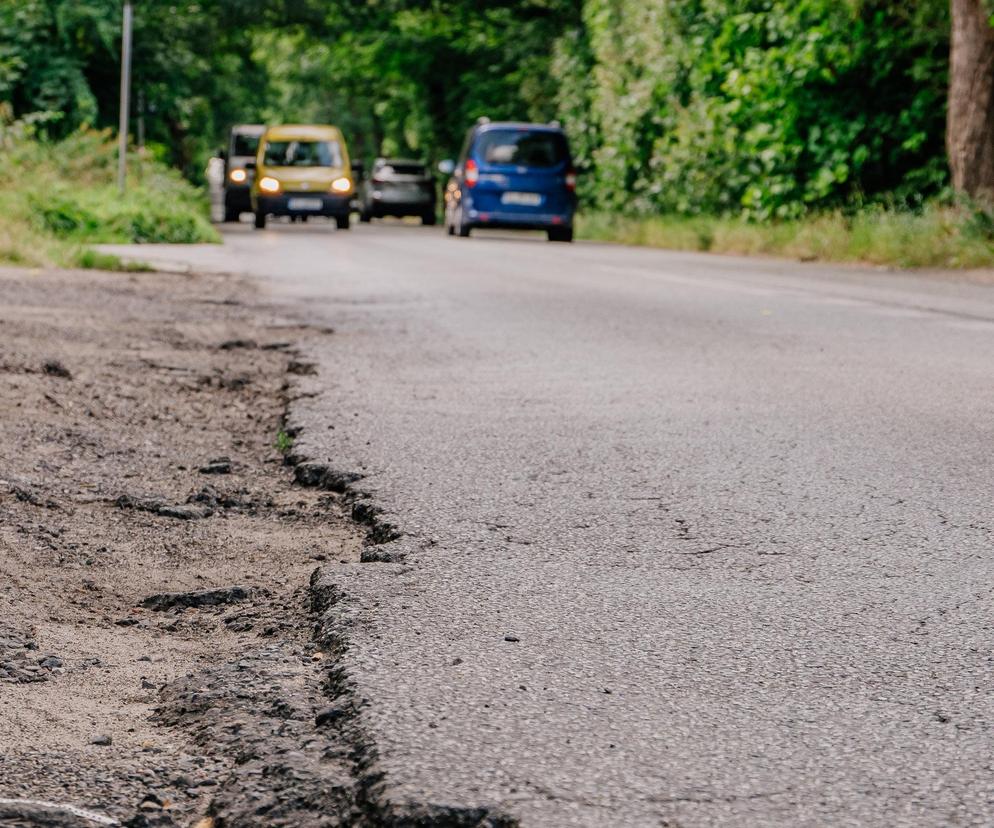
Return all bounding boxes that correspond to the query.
[288,198,323,211]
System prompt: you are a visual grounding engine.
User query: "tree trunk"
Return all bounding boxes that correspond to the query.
[948,0,994,201]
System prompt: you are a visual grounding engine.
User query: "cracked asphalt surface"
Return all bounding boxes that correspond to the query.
[102,224,994,826]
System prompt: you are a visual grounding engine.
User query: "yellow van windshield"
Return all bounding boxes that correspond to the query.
[263,140,342,168]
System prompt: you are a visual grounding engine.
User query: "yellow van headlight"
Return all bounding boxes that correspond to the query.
[229,168,247,184]
[259,176,281,194]
[330,177,352,194]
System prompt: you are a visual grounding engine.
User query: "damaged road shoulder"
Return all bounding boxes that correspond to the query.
[0,263,513,828]
[276,347,518,828]
[0,265,366,827]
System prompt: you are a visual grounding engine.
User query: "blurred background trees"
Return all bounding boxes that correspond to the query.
[0,0,984,217]
[551,0,950,218]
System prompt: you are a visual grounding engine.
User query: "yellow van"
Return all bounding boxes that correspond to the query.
[249,124,354,230]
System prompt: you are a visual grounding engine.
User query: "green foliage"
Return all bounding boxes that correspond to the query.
[0,0,966,237]
[263,0,949,219]
[77,248,152,271]
[274,428,293,455]
[260,1,579,165]
[33,185,215,245]
[0,0,324,176]
[0,0,570,176]
[0,123,218,268]
[0,0,114,131]
[9,129,218,244]
[557,0,950,218]
[962,201,994,242]
[578,205,994,269]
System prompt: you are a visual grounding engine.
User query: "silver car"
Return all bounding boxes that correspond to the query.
[358,158,437,225]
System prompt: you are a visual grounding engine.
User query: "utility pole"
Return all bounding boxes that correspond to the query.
[137,88,145,151]
[117,1,133,194]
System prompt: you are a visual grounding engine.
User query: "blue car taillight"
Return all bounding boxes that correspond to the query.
[465,159,479,188]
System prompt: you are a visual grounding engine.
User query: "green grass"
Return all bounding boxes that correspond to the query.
[76,248,153,272]
[0,127,219,270]
[577,205,994,269]
[275,428,294,455]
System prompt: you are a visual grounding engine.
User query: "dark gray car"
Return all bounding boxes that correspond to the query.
[358,158,436,225]
[221,124,265,222]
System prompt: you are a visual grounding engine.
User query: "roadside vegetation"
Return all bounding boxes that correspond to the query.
[0,115,217,269]
[275,428,294,456]
[1,0,993,268]
[578,204,994,269]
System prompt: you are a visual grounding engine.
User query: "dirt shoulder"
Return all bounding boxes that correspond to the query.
[0,265,366,827]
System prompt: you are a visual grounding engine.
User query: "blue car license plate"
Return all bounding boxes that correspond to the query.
[501,191,542,207]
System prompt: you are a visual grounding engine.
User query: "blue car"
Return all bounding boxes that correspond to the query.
[439,119,577,242]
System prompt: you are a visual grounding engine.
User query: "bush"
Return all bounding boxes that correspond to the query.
[577,203,994,269]
[33,189,216,245]
[554,0,949,219]
[0,125,218,268]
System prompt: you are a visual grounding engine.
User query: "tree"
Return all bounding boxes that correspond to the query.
[948,0,994,201]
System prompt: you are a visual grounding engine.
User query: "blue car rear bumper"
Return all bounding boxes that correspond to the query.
[466,207,573,229]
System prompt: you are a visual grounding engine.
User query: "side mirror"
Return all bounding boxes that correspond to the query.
[244,161,256,170]
[351,160,365,178]
[437,159,455,176]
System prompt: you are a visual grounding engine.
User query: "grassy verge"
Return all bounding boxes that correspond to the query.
[0,126,219,270]
[577,205,994,269]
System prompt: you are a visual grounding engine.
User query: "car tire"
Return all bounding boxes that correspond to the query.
[254,211,266,230]
[223,206,241,223]
[336,214,351,230]
[456,207,471,238]
[422,212,437,226]
[359,210,372,223]
[548,227,573,243]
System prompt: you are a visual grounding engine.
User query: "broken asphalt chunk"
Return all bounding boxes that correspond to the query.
[198,456,233,475]
[141,585,253,611]
[293,462,364,493]
[314,705,346,726]
[218,338,257,350]
[113,494,213,520]
[42,359,72,379]
[286,359,318,375]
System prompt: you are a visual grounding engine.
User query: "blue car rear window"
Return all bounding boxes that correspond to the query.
[474,130,568,168]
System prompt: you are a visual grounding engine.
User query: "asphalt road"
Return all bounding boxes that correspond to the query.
[104,222,994,826]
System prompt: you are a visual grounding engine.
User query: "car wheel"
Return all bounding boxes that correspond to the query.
[456,207,471,238]
[548,227,573,243]
[254,211,266,230]
[336,214,351,230]
[359,210,372,223]
[223,206,241,223]
[422,212,437,226]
